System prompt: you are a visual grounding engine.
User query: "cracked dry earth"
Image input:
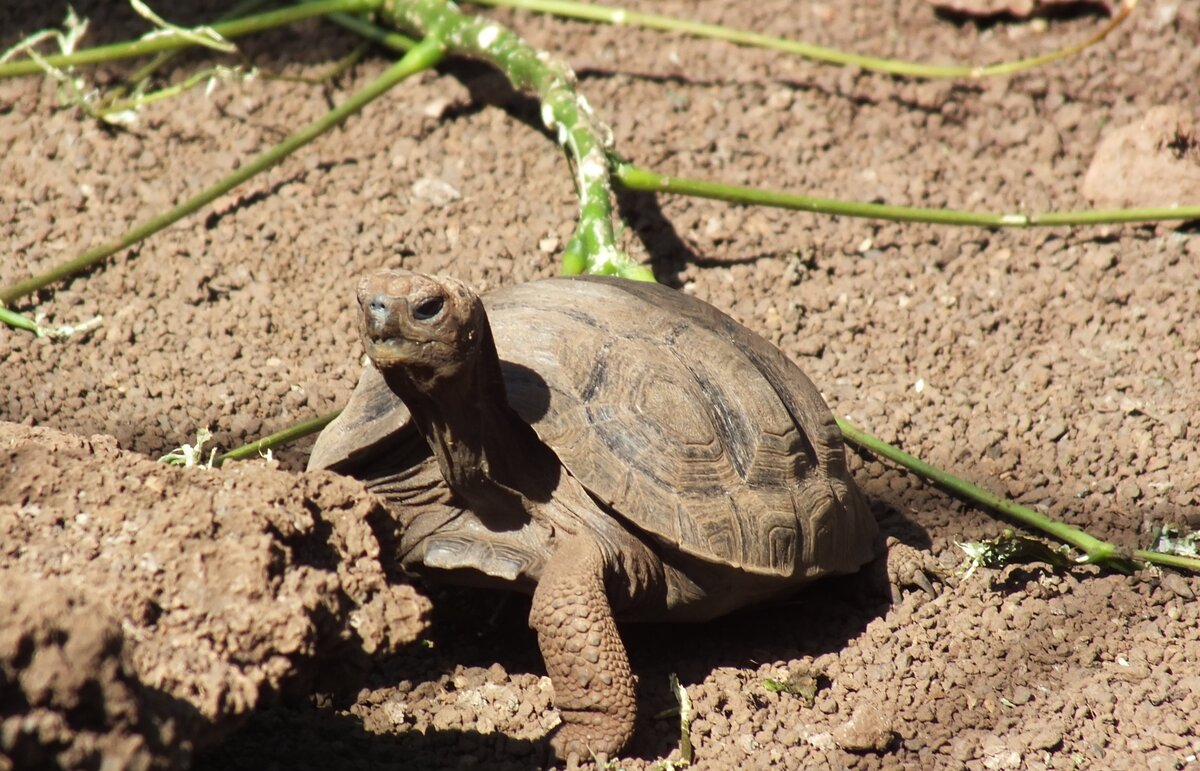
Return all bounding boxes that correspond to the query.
[3,0,1200,769]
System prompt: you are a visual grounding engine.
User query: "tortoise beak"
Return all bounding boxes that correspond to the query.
[360,291,406,343]
[357,270,420,368]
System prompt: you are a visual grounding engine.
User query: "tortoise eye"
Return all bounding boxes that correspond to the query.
[413,296,445,321]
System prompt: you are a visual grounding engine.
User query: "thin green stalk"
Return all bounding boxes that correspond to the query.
[614,161,1200,228]
[329,12,419,52]
[471,0,1138,79]
[97,64,246,121]
[1,306,43,334]
[105,0,268,96]
[215,410,341,465]
[379,0,653,279]
[1130,547,1200,573]
[0,35,446,307]
[89,0,269,122]
[837,417,1200,573]
[0,0,381,79]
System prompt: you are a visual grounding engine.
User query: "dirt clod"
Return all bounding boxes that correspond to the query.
[832,702,895,754]
[1082,105,1200,209]
[0,423,428,767]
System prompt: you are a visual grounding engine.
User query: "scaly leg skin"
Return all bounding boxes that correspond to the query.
[885,535,942,603]
[530,537,636,764]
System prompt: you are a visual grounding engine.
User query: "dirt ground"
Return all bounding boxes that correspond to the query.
[3,1,1199,769]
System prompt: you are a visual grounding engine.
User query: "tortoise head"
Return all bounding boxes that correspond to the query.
[357,269,487,385]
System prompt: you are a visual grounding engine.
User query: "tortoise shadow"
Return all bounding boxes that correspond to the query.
[190,563,906,768]
[364,496,931,763]
[198,472,1184,767]
[621,497,932,759]
[499,361,553,425]
[193,702,550,771]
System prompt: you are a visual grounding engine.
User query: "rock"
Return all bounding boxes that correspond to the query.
[1082,105,1200,209]
[924,0,1113,18]
[832,702,895,753]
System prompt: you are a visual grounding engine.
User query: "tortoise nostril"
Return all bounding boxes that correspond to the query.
[367,295,389,314]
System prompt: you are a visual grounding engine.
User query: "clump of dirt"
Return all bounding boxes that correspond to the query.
[1,570,183,771]
[1083,104,1200,209]
[0,423,428,768]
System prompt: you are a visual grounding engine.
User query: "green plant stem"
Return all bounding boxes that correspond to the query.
[329,12,419,52]
[0,0,381,79]
[0,306,42,334]
[97,64,245,120]
[379,0,653,280]
[471,0,1138,79]
[614,161,1200,228]
[837,417,1200,573]
[0,35,446,307]
[105,0,270,100]
[1130,547,1200,572]
[215,410,341,466]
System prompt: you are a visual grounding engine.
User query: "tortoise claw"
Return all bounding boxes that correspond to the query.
[560,748,610,771]
[884,536,942,603]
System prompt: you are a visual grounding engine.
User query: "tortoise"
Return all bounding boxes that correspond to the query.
[309,269,905,761]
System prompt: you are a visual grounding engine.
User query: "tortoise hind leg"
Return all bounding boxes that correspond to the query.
[530,536,636,762]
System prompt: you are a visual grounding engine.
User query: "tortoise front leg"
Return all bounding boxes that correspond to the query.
[530,536,636,762]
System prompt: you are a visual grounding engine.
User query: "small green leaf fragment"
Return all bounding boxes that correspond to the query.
[159,428,217,468]
[1,305,44,334]
[669,673,694,766]
[763,665,824,706]
[1150,523,1200,558]
[957,529,1077,577]
[619,263,657,282]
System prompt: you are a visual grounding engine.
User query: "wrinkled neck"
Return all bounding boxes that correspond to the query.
[381,331,551,520]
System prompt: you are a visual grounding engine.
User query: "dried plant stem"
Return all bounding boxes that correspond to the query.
[105,0,270,96]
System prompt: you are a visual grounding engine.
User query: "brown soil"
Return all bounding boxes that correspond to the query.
[3,1,1199,769]
[0,423,428,768]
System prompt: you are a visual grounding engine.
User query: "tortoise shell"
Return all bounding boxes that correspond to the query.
[309,276,878,580]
